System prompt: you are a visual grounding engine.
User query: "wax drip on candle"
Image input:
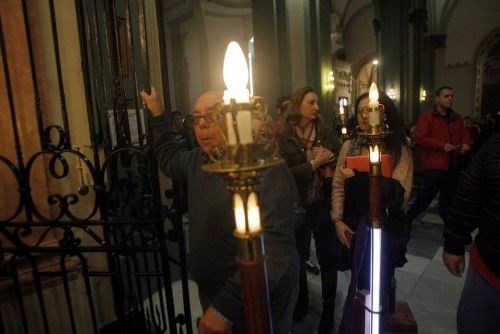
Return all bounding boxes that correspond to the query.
[225,112,237,145]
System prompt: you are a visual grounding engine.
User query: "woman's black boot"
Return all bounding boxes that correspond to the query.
[318,270,338,333]
[293,265,309,321]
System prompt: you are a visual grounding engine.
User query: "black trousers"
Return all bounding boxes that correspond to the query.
[295,200,339,300]
[296,201,339,270]
[407,169,459,223]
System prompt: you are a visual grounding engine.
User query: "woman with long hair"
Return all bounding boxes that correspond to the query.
[331,90,413,332]
[278,87,342,333]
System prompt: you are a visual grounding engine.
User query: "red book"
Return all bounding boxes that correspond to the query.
[346,154,393,178]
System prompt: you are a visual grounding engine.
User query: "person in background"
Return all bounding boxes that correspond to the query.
[273,95,292,135]
[443,133,500,334]
[141,87,300,334]
[406,86,470,225]
[463,116,480,145]
[277,87,342,333]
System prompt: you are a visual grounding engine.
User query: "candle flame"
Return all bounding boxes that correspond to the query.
[247,192,261,233]
[223,42,250,103]
[369,145,380,163]
[233,193,246,234]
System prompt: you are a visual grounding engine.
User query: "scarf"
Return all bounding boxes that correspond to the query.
[295,123,322,203]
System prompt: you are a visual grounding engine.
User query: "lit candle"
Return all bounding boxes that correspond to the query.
[233,193,246,234]
[339,104,345,115]
[247,192,261,233]
[341,127,347,135]
[223,41,250,104]
[369,145,380,163]
[236,110,253,144]
[225,112,237,145]
[368,83,380,126]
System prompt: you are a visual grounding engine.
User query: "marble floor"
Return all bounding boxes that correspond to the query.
[170,199,471,333]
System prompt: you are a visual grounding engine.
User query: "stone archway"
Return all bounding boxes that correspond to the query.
[475,31,500,119]
[354,57,378,101]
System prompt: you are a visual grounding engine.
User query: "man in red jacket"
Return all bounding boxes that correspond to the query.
[407,86,471,225]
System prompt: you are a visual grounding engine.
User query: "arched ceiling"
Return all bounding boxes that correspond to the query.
[204,0,251,8]
[331,0,460,35]
[164,0,251,21]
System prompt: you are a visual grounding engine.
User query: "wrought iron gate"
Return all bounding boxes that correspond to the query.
[0,0,192,333]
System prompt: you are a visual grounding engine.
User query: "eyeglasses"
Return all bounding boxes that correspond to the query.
[357,106,370,115]
[192,113,216,127]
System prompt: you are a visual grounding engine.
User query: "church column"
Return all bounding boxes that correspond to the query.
[373,0,411,121]
[409,0,428,122]
[423,34,447,110]
[251,0,290,115]
[304,0,334,126]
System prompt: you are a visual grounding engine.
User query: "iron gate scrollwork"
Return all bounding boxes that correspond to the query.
[0,0,192,333]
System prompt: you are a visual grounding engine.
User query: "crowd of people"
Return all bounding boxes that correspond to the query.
[140,85,499,334]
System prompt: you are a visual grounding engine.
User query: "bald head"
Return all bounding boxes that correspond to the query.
[193,91,224,154]
[194,91,223,114]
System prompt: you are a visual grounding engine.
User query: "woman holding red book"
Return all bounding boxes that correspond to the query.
[331,90,413,332]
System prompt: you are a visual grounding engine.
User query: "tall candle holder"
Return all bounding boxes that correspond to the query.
[354,83,390,334]
[200,41,282,334]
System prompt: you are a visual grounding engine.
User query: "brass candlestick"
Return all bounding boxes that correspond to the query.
[201,95,279,333]
[354,83,389,334]
[201,40,285,334]
[228,172,272,334]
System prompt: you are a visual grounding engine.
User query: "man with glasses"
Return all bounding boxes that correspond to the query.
[140,88,300,334]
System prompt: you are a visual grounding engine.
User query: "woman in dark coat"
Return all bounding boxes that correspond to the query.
[278,87,342,333]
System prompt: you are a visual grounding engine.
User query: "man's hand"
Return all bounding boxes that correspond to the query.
[198,307,231,334]
[442,251,465,277]
[140,86,164,117]
[458,144,470,154]
[444,143,455,152]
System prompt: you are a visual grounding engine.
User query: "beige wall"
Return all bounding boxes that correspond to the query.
[343,6,376,80]
[439,0,500,117]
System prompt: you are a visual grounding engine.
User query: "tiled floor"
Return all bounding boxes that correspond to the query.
[171,199,470,333]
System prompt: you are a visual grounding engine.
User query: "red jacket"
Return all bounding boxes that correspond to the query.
[415,107,470,170]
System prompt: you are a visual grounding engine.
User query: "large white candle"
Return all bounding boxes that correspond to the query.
[225,112,237,145]
[233,193,246,234]
[236,111,253,144]
[368,83,380,126]
[368,83,379,109]
[339,104,345,115]
[247,192,261,233]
